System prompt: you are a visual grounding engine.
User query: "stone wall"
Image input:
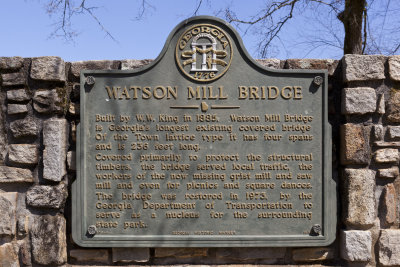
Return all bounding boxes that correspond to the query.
[0,55,399,266]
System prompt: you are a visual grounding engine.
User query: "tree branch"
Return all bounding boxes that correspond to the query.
[362,7,367,54]
[45,0,117,42]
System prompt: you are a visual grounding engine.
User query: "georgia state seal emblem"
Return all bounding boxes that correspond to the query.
[176,24,233,82]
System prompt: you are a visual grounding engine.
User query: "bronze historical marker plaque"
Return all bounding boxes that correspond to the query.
[72,16,336,247]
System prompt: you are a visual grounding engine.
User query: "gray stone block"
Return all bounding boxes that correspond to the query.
[1,72,25,86]
[343,54,386,82]
[342,87,376,115]
[120,59,153,70]
[375,149,399,163]
[341,230,372,262]
[26,183,68,209]
[381,184,396,226]
[8,144,38,166]
[387,89,400,122]
[0,192,17,237]
[340,124,371,165]
[43,118,68,182]
[379,167,399,179]
[285,58,338,75]
[7,104,28,115]
[112,248,150,263]
[30,56,66,82]
[31,215,67,265]
[33,89,67,114]
[0,243,19,267]
[389,55,400,81]
[0,56,24,70]
[388,126,400,139]
[10,117,39,139]
[256,58,282,69]
[0,166,33,183]
[344,169,376,227]
[379,229,400,266]
[7,89,30,102]
[70,60,120,78]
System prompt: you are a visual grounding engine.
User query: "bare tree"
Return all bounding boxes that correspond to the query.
[224,0,399,57]
[41,0,399,57]
[44,0,117,42]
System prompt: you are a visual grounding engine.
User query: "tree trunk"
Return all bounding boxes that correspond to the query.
[339,0,366,54]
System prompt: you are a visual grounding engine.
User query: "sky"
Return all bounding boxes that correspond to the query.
[0,0,397,62]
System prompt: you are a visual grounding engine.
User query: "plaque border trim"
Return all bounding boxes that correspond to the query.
[72,15,336,247]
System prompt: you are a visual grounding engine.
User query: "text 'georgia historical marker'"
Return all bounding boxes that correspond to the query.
[72,16,335,247]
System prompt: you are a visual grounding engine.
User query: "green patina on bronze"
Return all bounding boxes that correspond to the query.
[73,16,335,247]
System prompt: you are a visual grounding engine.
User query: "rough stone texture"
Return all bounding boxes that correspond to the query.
[292,247,335,262]
[340,124,371,165]
[256,58,282,69]
[378,94,385,114]
[341,230,372,262]
[381,184,396,225]
[374,125,384,141]
[43,118,68,182]
[17,216,29,238]
[0,91,7,163]
[120,59,153,70]
[67,150,76,171]
[387,89,400,123]
[71,121,77,143]
[379,229,400,266]
[33,89,67,114]
[18,239,31,266]
[389,55,400,81]
[7,89,30,102]
[68,102,79,116]
[30,56,66,82]
[0,54,398,266]
[1,72,25,86]
[10,117,39,139]
[342,87,377,115]
[215,247,286,260]
[155,248,208,258]
[0,192,17,237]
[26,183,68,209]
[344,169,376,227]
[388,126,400,139]
[70,60,120,78]
[71,83,80,101]
[342,54,386,82]
[7,104,28,115]
[70,249,109,263]
[0,166,33,183]
[285,58,338,75]
[0,56,24,70]
[379,167,399,179]
[31,215,67,265]
[112,248,150,263]
[0,243,19,267]
[8,144,38,166]
[375,148,400,163]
